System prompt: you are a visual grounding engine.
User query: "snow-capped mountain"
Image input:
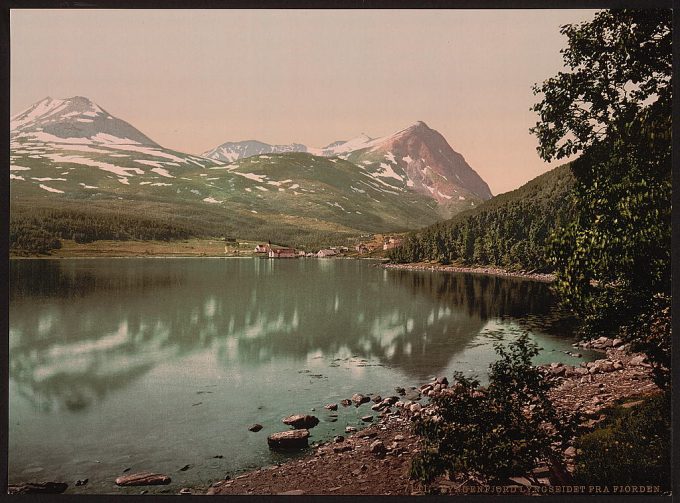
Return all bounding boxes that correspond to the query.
[10,96,220,188]
[9,97,443,237]
[347,121,493,206]
[203,140,307,162]
[204,121,493,213]
[11,96,159,146]
[10,96,492,243]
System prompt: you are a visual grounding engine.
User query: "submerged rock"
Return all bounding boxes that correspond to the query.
[248,424,263,432]
[267,429,310,450]
[115,472,172,486]
[282,414,319,429]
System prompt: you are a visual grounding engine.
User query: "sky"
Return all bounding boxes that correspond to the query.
[11,9,598,195]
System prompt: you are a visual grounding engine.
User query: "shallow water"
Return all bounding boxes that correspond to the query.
[9,258,598,494]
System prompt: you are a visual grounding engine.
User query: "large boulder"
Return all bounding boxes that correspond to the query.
[282,414,319,429]
[267,429,310,449]
[115,472,171,486]
[629,355,648,366]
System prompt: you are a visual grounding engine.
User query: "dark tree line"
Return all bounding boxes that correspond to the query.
[389,164,575,271]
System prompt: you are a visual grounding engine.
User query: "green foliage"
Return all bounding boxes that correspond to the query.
[9,224,62,255]
[530,9,672,161]
[574,394,671,490]
[532,9,672,388]
[9,198,361,255]
[389,164,575,271]
[410,335,575,486]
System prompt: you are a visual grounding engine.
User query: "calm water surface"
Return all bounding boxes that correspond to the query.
[9,258,598,494]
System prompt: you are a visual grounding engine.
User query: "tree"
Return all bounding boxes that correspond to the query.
[530,10,672,388]
[410,335,576,488]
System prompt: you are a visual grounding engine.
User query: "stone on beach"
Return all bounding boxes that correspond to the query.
[115,472,172,486]
[369,440,387,456]
[267,429,310,450]
[282,414,319,429]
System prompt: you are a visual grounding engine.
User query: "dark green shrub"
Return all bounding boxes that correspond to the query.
[410,334,575,487]
[574,394,671,490]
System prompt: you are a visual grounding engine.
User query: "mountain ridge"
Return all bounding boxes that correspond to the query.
[10,96,495,251]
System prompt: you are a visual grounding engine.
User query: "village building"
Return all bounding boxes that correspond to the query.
[317,249,338,258]
[269,248,297,259]
[383,237,404,251]
[355,243,369,254]
[254,244,271,253]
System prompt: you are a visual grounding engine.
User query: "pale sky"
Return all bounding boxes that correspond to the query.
[11,9,597,195]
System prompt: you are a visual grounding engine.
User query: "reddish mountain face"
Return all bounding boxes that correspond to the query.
[366,121,492,203]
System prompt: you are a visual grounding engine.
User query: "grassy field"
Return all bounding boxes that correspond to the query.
[10,238,265,259]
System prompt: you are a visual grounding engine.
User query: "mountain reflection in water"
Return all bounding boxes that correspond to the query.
[10,258,574,414]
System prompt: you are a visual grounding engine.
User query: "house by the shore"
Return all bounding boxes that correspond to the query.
[355,243,369,254]
[383,237,403,251]
[317,249,338,258]
[269,248,297,259]
[254,244,271,254]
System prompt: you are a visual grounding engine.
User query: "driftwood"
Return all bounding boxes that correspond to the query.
[115,472,171,486]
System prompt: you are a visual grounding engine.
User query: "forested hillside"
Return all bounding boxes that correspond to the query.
[388,164,574,271]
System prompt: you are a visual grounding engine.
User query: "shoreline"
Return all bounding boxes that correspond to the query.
[205,343,659,496]
[382,262,556,282]
[8,340,660,496]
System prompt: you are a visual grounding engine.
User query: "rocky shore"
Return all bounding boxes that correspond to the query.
[207,338,659,496]
[382,262,556,282]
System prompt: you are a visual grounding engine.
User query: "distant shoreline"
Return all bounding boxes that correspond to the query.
[382,262,556,282]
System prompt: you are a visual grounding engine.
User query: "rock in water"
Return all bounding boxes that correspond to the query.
[115,472,171,486]
[351,393,370,406]
[8,482,68,494]
[324,403,338,411]
[248,423,263,432]
[267,429,310,449]
[282,414,319,429]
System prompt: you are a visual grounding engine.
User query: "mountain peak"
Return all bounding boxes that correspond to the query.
[11,95,159,147]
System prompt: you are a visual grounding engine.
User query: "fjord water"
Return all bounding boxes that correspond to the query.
[9,258,596,494]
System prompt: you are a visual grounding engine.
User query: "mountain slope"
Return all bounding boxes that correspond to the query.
[344,121,492,216]
[10,97,451,252]
[388,164,575,271]
[204,121,493,217]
